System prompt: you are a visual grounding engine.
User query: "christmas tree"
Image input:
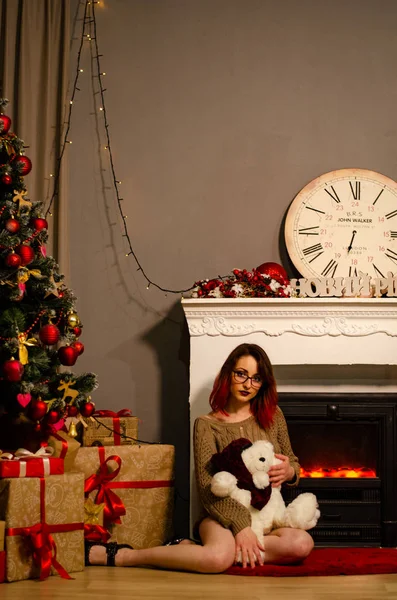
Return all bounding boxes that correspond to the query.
[0,98,97,450]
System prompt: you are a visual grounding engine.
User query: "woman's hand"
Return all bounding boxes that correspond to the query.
[234,526,265,568]
[268,453,295,487]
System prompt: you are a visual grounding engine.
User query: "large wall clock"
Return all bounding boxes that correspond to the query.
[284,168,397,279]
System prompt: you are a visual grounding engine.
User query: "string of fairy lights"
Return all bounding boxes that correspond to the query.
[45,0,196,295]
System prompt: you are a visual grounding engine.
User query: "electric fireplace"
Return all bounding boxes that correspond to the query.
[279,393,397,547]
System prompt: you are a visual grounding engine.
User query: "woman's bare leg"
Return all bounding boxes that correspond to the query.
[261,528,314,564]
[89,517,235,574]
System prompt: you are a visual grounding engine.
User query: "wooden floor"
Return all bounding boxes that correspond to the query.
[2,567,397,599]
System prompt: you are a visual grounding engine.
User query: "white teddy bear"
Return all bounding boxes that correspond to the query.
[211,438,320,560]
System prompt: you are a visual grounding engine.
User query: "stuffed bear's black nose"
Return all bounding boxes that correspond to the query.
[259,457,266,462]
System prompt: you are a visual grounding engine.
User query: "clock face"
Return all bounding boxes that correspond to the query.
[284,168,397,279]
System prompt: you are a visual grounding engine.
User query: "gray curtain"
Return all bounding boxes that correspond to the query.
[0,0,70,277]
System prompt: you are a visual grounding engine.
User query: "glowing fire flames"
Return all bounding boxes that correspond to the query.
[300,467,376,478]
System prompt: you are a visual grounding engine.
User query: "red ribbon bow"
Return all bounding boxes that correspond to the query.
[84,524,111,544]
[84,451,126,524]
[19,522,71,580]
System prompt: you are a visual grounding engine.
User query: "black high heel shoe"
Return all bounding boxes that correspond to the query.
[85,540,133,566]
[164,537,199,546]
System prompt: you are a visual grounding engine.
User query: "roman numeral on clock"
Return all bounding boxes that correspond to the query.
[373,188,384,205]
[321,259,338,277]
[385,248,397,265]
[349,181,360,200]
[391,231,397,238]
[302,243,324,263]
[305,206,325,215]
[386,209,397,220]
[298,226,319,235]
[324,185,341,203]
[349,266,358,277]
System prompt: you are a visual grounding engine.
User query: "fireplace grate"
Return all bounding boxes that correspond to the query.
[311,524,381,546]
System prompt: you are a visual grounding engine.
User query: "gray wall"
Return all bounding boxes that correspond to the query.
[68,0,397,534]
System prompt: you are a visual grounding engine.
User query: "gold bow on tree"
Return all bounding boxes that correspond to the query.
[18,332,39,365]
[17,267,43,285]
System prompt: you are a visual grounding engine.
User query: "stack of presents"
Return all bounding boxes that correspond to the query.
[0,411,174,583]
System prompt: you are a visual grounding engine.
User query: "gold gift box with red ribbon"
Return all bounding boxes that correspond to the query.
[74,444,174,549]
[82,410,139,446]
[0,447,64,478]
[0,472,84,582]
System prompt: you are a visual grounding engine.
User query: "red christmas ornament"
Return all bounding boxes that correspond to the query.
[39,324,61,345]
[5,252,22,268]
[58,345,78,366]
[3,358,24,382]
[257,262,289,284]
[72,341,84,356]
[12,155,32,176]
[68,405,78,417]
[5,218,20,233]
[30,217,48,231]
[47,410,59,424]
[2,174,12,185]
[34,422,42,433]
[80,401,95,418]
[0,114,11,134]
[16,244,35,265]
[72,326,82,337]
[30,399,47,421]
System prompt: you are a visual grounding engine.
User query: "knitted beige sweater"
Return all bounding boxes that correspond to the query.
[193,408,300,536]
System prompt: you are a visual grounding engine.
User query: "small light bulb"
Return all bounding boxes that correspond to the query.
[99,107,103,111]
[79,69,84,72]
[70,101,73,105]
[102,72,106,76]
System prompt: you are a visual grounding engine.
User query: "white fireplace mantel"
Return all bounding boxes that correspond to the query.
[182,297,397,366]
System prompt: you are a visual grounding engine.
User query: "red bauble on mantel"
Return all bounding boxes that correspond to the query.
[30,217,48,231]
[256,262,289,284]
[80,401,95,418]
[58,345,78,366]
[12,155,32,176]
[2,174,12,185]
[16,244,35,265]
[3,358,24,382]
[30,399,47,421]
[39,324,61,346]
[5,218,20,234]
[0,114,11,134]
[5,251,22,268]
[72,341,84,356]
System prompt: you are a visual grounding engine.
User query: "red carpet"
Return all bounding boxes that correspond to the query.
[225,548,397,577]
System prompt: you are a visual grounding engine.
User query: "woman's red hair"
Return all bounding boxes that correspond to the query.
[209,343,278,429]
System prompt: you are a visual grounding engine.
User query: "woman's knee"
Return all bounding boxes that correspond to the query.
[198,546,235,574]
[287,530,314,560]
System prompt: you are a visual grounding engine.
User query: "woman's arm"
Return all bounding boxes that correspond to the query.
[193,417,252,536]
[274,407,300,487]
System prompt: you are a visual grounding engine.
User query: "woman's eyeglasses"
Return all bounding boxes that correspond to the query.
[232,370,263,389]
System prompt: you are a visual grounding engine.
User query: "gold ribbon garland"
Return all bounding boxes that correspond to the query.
[18,332,39,365]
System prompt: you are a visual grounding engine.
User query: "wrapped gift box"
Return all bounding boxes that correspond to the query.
[0,448,64,478]
[74,444,174,549]
[0,472,84,582]
[0,521,5,583]
[47,430,80,471]
[82,411,139,446]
